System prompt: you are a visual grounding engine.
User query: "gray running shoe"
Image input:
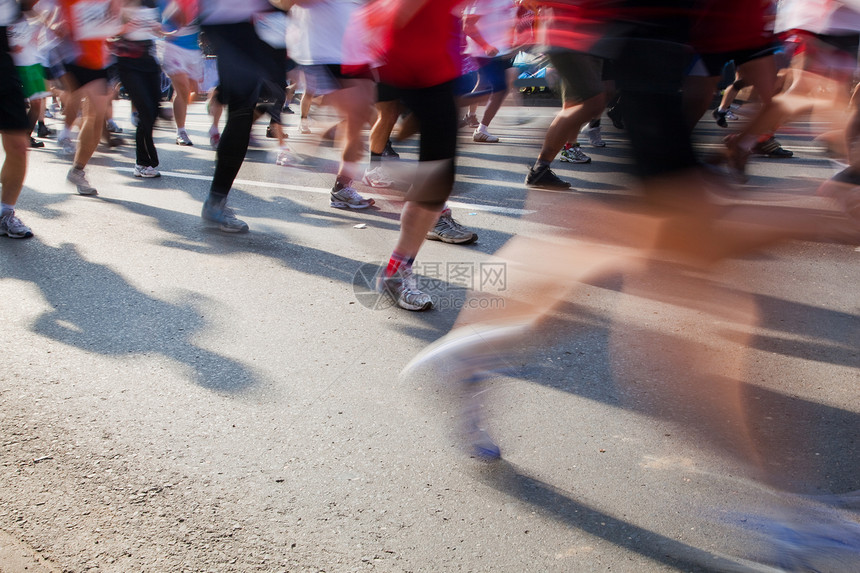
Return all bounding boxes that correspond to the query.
[67,167,97,195]
[560,144,591,163]
[330,183,375,209]
[0,209,33,239]
[426,209,478,244]
[58,135,76,155]
[201,195,249,233]
[380,267,433,311]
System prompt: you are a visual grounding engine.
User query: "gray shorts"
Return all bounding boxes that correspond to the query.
[549,51,603,103]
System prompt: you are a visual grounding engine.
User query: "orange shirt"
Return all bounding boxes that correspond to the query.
[60,0,119,69]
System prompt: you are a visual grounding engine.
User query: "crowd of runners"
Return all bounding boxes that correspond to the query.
[2,1,860,568]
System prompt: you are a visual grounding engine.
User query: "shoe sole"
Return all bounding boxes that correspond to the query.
[397,298,433,311]
[425,232,478,245]
[134,173,161,178]
[201,218,249,233]
[559,157,591,164]
[361,177,393,189]
[0,230,34,239]
[330,201,373,209]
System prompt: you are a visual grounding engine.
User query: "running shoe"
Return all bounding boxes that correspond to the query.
[29,137,44,148]
[473,129,499,143]
[133,165,161,178]
[36,122,54,138]
[582,125,605,147]
[381,140,400,159]
[379,266,433,311]
[201,195,249,233]
[106,119,123,133]
[58,135,76,155]
[607,105,624,129]
[752,136,793,158]
[560,144,591,164]
[299,121,311,135]
[712,108,728,128]
[330,183,375,209]
[0,209,33,239]
[361,166,394,188]
[463,114,479,129]
[725,109,739,120]
[426,209,478,244]
[176,131,193,146]
[525,164,572,190]
[401,322,532,459]
[67,167,97,196]
[209,131,220,149]
[275,146,298,166]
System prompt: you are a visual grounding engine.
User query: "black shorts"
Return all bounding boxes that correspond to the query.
[700,44,781,77]
[0,30,29,131]
[377,82,400,103]
[64,63,110,91]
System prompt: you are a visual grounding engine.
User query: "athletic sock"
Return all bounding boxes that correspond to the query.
[385,251,414,277]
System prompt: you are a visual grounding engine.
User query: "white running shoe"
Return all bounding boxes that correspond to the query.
[330,183,375,209]
[361,166,394,188]
[134,165,161,178]
[473,129,499,143]
[176,131,193,146]
[582,125,605,147]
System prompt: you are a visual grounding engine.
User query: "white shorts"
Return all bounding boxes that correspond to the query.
[160,42,204,84]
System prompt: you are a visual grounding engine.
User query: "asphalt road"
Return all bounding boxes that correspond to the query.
[0,99,857,572]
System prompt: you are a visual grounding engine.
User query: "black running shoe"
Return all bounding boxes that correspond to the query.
[29,137,44,148]
[382,139,400,159]
[712,109,728,128]
[525,164,572,190]
[753,137,793,158]
[607,105,625,130]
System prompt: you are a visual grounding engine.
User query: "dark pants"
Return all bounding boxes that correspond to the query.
[397,81,458,208]
[117,55,162,168]
[201,23,282,198]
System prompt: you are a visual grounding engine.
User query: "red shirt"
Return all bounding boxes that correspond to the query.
[692,0,775,54]
[60,0,118,69]
[377,0,464,89]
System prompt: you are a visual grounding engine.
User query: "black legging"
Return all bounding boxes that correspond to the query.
[200,22,282,198]
[116,54,162,168]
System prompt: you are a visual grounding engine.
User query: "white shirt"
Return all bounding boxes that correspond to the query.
[0,0,19,27]
[286,0,361,65]
[463,0,518,58]
[776,0,860,34]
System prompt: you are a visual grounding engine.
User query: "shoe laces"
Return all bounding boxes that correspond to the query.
[438,211,468,233]
[335,185,363,201]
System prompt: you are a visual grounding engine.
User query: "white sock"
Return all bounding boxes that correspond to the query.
[478,124,489,134]
[1,203,15,214]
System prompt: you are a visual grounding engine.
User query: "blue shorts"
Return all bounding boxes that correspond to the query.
[474,56,512,93]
